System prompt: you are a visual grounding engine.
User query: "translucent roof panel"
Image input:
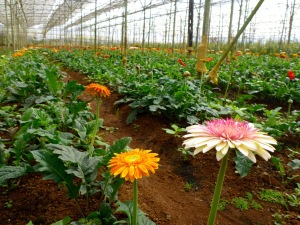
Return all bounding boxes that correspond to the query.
[44,0,92,34]
[0,0,91,32]
[0,0,57,27]
[1,0,299,44]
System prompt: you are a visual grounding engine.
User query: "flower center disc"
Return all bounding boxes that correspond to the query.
[125,155,140,163]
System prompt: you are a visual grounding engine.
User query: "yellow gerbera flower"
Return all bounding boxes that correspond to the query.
[85,83,111,98]
[108,149,160,182]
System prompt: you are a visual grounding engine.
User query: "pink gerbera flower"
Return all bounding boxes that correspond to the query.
[183,118,277,163]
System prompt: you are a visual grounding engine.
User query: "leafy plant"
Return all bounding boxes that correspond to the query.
[232,197,249,211]
[0,166,29,185]
[232,192,263,211]
[288,159,300,170]
[217,199,229,211]
[184,181,194,192]
[114,200,156,225]
[271,156,286,183]
[245,192,263,210]
[285,183,300,207]
[163,124,186,137]
[177,147,194,161]
[272,211,290,225]
[259,189,288,209]
[4,200,13,209]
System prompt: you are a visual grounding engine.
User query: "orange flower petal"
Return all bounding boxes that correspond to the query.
[107,149,160,182]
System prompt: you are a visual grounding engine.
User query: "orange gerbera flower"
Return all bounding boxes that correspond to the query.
[178,59,186,67]
[108,149,160,182]
[13,52,23,57]
[85,83,111,98]
[20,48,28,53]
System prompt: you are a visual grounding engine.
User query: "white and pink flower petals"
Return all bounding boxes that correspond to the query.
[220,144,229,155]
[194,146,206,155]
[255,147,272,161]
[185,125,206,133]
[183,136,213,148]
[235,145,250,157]
[256,142,276,152]
[216,151,226,161]
[215,141,228,151]
[245,151,257,163]
[234,139,257,150]
[183,119,277,163]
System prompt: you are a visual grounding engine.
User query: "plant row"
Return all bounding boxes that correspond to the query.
[0,49,154,224]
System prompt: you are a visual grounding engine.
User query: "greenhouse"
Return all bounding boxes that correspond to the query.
[0,0,300,225]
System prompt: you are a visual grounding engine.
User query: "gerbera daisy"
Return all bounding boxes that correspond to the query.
[177,59,186,67]
[108,149,160,182]
[183,118,277,163]
[85,83,111,98]
[13,52,23,57]
[288,70,296,80]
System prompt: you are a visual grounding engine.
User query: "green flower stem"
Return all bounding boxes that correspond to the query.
[224,68,234,100]
[287,99,293,117]
[132,179,138,225]
[199,71,205,94]
[207,149,231,225]
[88,97,101,156]
[288,103,292,116]
[75,199,85,218]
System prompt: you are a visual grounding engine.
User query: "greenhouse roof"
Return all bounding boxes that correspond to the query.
[0,0,55,27]
[0,0,299,43]
[0,0,92,33]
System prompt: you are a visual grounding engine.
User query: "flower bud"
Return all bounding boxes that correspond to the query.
[183,71,191,77]
[288,99,293,104]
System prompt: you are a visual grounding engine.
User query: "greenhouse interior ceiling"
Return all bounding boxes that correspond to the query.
[0,0,299,50]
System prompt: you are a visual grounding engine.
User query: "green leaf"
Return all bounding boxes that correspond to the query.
[288,159,300,170]
[102,171,124,202]
[137,212,156,225]
[45,68,64,96]
[15,81,28,88]
[163,129,176,135]
[47,144,100,196]
[73,118,88,140]
[51,216,72,225]
[46,144,87,163]
[235,151,254,177]
[271,156,286,176]
[68,101,88,119]
[149,104,166,112]
[99,201,117,225]
[21,107,34,122]
[101,137,131,166]
[114,200,132,225]
[126,109,138,125]
[109,137,132,154]
[114,200,155,225]
[0,166,27,186]
[63,80,84,100]
[31,149,79,199]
